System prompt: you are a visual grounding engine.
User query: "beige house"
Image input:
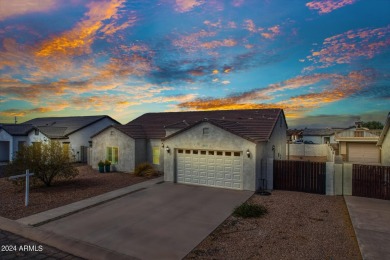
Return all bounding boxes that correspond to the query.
[377,113,390,166]
[335,122,382,164]
[90,109,287,191]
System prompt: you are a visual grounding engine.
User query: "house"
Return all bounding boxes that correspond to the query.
[0,124,48,162]
[287,129,303,142]
[91,109,287,191]
[335,121,382,164]
[301,128,341,144]
[377,113,390,166]
[24,115,119,162]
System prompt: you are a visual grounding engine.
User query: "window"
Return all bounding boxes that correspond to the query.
[225,152,231,156]
[200,150,206,155]
[217,151,223,156]
[208,151,214,155]
[34,129,39,135]
[178,149,183,153]
[234,152,240,157]
[152,147,160,164]
[185,150,191,154]
[106,147,119,164]
[203,127,209,135]
[62,143,70,157]
[193,150,198,154]
[354,131,364,137]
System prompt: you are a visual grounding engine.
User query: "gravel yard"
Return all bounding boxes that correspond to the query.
[186,190,361,260]
[0,164,153,220]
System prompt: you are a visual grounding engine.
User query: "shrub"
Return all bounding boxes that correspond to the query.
[233,202,268,218]
[6,141,78,187]
[134,162,158,177]
[104,160,111,166]
[98,160,105,167]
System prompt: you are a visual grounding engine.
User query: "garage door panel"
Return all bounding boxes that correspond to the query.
[176,149,243,190]
[348,143,380,164]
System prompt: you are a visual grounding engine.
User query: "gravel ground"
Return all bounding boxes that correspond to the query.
[185,190,362,260]
[0,164,153,220]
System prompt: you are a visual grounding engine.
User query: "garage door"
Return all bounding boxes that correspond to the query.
[176,149,243,190]
[348,143,380,164]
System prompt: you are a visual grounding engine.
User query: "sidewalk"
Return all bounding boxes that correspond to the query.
[344,196,390,260]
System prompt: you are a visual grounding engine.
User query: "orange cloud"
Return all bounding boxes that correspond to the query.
[261,25,280,39]
[173,30,216,52]
[306,0,356,14]
[200,39,237,49]
[35,0,128,57]
[306,26,390,69]
[0,0,57,21]
[175,0,204,12]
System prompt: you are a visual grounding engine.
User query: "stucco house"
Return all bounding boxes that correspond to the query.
[24,115,119,162]
[91,109,287,191]
[301,128,342,144]
[335,122,382,164]
[377,113,390,166]
[0,124,48,162]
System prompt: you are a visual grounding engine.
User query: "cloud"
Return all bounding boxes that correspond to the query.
[175,70,375,115]
[261,25,281,39]
[35,0,129,57]
[243,20,281,39]
[306,26,390,69]
[0,0,58,21]
[232,0,245,7]
[174,0,204,13]
[221,80,230,85]
[306,0,356,14]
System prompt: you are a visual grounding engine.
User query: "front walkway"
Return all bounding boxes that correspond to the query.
[344,196,390,260]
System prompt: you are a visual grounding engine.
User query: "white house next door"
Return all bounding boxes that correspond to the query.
[175,149,243,190]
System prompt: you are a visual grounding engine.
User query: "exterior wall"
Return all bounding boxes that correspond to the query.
[0,130,13,161]
[264,113,287,160]
[287,144,328,157]
[163,122,257,191]
[381,130,390,166]
[68,117,118,162]
[91,127,136,172]
[134,139,147,167]
[340,141,347,155]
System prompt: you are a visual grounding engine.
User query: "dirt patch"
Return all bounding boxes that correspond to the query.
[185,190,361,260]
[0,164,154,220]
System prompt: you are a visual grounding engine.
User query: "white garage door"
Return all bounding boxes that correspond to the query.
[348,143,380,164]
[176,149,243,190]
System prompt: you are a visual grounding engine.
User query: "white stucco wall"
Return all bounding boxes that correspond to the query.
[0,129,12,161]
[68,117,118,161]
[91,127,136,172]
[264,114,287,160]
[287,144,328,157]
[381,130,390,166]
[163,122,258,191]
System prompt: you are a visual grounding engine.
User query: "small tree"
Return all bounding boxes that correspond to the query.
[362,121,384,130]
[6,141,78,187]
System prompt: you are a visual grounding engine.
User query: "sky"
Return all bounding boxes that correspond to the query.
[0,0,389,127]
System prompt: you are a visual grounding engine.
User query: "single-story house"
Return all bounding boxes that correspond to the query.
[24,115,119,162]
[0,124,48,162]
[90,109,287,191]
[377,112,390,166]
[287,129,303,142]
[301,128,342,144]
[335,121,382,164]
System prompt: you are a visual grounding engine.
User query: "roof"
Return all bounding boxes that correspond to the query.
[302,128,338,136]
[0,124,36,136]
[377,112,390,146]
[125,109,285,143]
[23,115,119,138]
[164,120,190,129]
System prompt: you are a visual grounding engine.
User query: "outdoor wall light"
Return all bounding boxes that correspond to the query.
[166,146,170,153]
[246,149,250,158]
[161,142,164,148]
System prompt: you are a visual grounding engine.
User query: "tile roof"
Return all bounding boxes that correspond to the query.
[0,124,36,136]
[113,124,146,139]
[128,109,284,142]
[24,115,119,138]
[302,128,338,136]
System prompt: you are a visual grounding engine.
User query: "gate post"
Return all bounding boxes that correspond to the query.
[326,162,335,195]
[334,163,343,195]
[267,158,274,190]
[343,163,353,195]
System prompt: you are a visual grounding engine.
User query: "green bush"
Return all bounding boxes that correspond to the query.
[233,202,268,218]
[134,162,158,177]
[6,141,78,187]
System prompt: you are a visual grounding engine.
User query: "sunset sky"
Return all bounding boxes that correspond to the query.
[0,0,389,127]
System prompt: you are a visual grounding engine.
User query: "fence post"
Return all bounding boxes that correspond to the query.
[334,163,343,195]
[343,163,353,195]
[326,162,335,195]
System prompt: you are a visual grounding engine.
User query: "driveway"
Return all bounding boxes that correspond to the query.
[40,182,253,260]
[344,196,390,260]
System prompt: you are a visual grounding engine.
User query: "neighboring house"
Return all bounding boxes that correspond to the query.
[301,128,341,144]
[377,113,390,166]
[287,129,303,142]
[91,109,287,191]
[0,124,48,162]
[24,116,119,162]
[335,121,382,164]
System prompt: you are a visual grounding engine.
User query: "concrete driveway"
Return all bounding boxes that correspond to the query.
[40,182,252,260]
[345,196,390,260]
